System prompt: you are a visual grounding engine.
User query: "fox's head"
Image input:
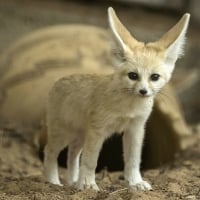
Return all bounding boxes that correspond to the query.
[108,7,190,97]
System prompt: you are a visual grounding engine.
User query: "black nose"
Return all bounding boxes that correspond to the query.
[139,89,147,95]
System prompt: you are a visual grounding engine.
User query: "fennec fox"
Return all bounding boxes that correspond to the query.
[44,7,190,191]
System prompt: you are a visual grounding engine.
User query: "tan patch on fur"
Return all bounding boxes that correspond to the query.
[125,44,166,69]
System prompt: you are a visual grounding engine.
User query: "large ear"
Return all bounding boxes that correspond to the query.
[108,7,139,62]
[155,13,190,64]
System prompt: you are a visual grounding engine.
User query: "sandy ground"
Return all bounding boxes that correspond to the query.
[0,129,199,200]
[0,0,200,199]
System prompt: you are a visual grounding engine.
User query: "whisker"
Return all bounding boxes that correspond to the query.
[156,90,174,105]
[121,88,134,92]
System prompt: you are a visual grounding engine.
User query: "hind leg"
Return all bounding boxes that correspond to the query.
[44,138,67,186]
[67,139,83,185]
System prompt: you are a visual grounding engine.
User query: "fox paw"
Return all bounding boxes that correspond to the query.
[129,181,152,191]
[45,176,63,186]
[47,180,63,187]
[76,181,99,191]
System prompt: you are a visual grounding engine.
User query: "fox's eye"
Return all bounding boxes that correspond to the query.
[128,72,139,81]
[150,74,160,81]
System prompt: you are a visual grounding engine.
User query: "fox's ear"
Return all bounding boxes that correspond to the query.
[108,7,139,63]
[156,13,190,64]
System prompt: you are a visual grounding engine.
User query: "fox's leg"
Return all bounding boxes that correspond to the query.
[77,130,104,190]
[67,139,83,186]
[44,141,64,186]
[123,118,152,191]
[44,126,69,186]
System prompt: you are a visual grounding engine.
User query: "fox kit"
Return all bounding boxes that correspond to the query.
[44,8,190,191]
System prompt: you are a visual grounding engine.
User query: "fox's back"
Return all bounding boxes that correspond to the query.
[47,74,107,129]
[49,74,97,110]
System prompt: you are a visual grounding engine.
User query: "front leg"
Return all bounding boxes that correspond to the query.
[77,129,104,190]
[123,117,152,191]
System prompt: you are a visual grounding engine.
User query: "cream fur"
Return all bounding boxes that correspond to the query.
[44,7,190,191]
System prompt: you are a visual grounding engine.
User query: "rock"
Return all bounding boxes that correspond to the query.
[0,25,113,134]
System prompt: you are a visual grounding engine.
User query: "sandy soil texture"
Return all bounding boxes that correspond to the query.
[0,130,200,200]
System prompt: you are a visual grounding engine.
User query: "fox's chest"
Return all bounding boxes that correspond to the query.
[103,116,130,134]
[125,101,153,118]
[117,97,154,118]
[103,99,153,134]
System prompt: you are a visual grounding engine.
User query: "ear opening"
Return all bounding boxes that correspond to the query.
[155,13,190,63]
[108,8,140,55]
[108,7,141,66]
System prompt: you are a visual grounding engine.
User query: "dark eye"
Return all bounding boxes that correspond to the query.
[150,74,160,81]
[128,72,139,80]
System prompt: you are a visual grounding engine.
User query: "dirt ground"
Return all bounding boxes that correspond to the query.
[0,0,200,199]
[0,128,199,200]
